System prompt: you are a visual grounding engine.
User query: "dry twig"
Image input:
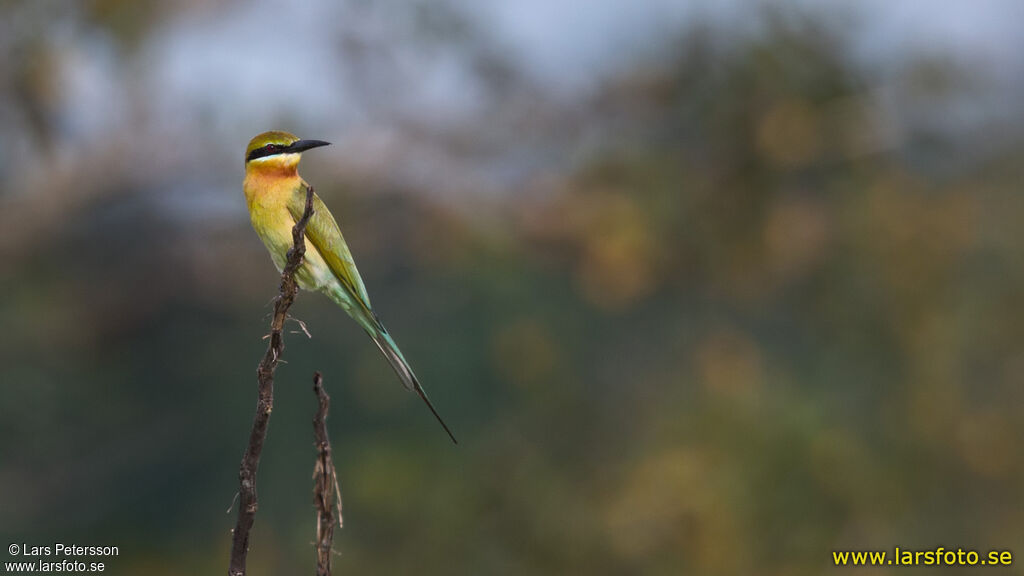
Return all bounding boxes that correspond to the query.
[228,186,316,576]
[313,371,343,576]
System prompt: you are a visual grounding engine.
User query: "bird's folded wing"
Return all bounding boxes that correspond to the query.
[287,185,373,309]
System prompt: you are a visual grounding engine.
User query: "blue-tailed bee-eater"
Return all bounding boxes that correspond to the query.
[243,130,456,443]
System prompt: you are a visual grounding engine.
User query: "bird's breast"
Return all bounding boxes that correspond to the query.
[243,172,333,291]
[244,172,297,256]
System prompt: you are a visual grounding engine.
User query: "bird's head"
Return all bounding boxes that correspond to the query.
[244,131,331,173]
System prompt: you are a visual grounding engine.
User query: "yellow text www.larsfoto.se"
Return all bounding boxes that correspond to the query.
[833,547,1013,567]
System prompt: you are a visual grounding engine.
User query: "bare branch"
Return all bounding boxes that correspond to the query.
[313,371,342,576]
[228,186,316,576]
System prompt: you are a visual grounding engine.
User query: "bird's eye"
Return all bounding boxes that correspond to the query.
[266,144,278,152]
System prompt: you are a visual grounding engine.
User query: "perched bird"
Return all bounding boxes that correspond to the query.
[243,130,456,443]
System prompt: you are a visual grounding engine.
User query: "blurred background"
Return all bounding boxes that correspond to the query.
[2,1,1023,574]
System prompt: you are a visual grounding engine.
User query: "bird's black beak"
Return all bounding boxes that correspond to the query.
[289,139,332,153]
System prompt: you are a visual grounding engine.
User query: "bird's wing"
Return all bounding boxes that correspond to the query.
[287,183,373,308]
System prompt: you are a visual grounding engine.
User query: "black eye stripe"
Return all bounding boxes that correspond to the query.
[246,143,288,162]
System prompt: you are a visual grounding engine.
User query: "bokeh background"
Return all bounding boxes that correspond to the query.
[2,1,1024,574]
